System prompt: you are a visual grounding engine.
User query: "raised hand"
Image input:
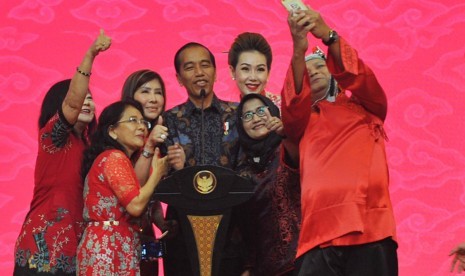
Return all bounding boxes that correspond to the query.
[90,29,112,56]
[266,116,284,136]
[287,8,311,54]
[148,116,169,146]
[300,6,331,40]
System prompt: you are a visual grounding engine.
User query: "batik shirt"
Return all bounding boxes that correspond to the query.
[161,95,245,275]
[14,111,85,274]
[238,146,300,275]
[163,94,239,169]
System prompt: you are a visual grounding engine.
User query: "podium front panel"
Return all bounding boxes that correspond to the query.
[188,215,222,276]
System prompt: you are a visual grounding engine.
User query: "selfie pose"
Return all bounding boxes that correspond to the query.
[13,30,111,275]
[237,93,300,276]
[281,4,398,276]
[77,100,168,275]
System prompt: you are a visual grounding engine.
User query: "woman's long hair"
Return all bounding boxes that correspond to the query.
[39,79,96,143]
[80,99,144,180]
[120,69,167,124]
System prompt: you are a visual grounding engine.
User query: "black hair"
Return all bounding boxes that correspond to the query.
[228,32,272,70]
[80,99,144,180]
[121,69,167,122]
[174,42,216,74]
[38,79,96,143]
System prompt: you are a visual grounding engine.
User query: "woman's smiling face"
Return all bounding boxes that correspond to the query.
[241,97,271,140]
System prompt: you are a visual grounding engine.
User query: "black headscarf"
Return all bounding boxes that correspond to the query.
[237,93,282,169]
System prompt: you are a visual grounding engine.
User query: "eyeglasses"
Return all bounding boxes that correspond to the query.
[241,106,269,122]
[115,117,151,129]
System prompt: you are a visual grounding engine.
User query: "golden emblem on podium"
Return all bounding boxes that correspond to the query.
[193,170,217,194]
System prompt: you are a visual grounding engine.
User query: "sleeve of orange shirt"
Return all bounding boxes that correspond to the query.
[280,63,313,144]
[326,37,388,121]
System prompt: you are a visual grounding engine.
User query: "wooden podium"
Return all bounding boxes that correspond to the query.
[154,165,254,276]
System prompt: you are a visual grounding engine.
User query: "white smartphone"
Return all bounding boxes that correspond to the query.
[281,0,308,12]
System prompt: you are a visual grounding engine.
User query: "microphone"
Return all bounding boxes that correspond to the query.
[200,89,206,98]
[200,89,206,165]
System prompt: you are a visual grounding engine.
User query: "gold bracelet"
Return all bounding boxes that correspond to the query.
[76,67,91,77]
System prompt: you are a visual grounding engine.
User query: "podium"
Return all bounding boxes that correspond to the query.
[154,165,254,276]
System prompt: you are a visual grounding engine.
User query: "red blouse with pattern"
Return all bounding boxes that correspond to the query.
[14,112,86,274]
[76,149,141,276]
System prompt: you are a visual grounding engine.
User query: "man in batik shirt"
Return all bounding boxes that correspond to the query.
[160,42,246,276]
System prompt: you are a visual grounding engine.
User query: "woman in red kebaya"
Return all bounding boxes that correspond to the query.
[14,30,111,275]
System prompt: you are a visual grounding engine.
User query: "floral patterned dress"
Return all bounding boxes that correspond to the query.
[14,112,86,275]
[77,149,141,276]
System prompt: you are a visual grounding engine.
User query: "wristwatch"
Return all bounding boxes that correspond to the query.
[141,149,154,158]
[323,30,339,46]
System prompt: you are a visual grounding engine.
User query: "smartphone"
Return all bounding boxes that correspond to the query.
[141,240,166,260]
[281,0,308,12]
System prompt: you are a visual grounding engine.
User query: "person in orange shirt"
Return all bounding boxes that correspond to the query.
[281,5,398,276]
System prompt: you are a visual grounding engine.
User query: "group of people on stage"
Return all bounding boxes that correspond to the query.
[13,5,409,276]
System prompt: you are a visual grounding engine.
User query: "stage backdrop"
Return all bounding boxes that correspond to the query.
[1,0,464,275]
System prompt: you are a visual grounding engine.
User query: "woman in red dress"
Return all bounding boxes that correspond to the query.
[13,30,111,275]
[77,100,168,275]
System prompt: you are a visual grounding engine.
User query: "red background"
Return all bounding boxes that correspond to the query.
[1,0,465,275]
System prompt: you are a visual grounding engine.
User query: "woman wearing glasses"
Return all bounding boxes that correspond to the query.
[77,99,169,275]
[236,93,300,276]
